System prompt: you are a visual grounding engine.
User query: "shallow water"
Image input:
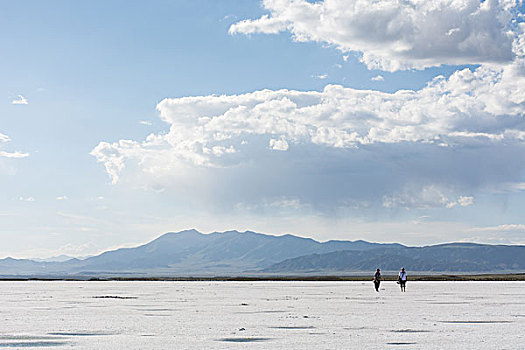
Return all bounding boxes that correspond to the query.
[0,281,523,349]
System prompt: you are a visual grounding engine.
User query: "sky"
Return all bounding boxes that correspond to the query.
[1,0,525,258]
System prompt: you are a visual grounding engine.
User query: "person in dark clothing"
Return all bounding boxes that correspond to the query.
[373,268,381,292]
[398,267,407,292]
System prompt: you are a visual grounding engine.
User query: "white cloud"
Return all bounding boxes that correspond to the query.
[90,140,131,184]
[371,75,384,81]
[445,195,474,208]
[90,52,525,213]
[470,224,525,232]
[268,197,304,209]
[269,136,289,151]
[464,224,525,244]
[92,59,525,185]
[139,120,153,125]
[504,182,525,192]
[0,151,29,158]
[230,0,522,71]
[315,74,328,79]
[19,196,35,202]
[382,185,473,209]
[229,14,289,35]
[0,133,29,158]
[56,196,69,200]
[11,95,28,105]
[221,14,238,22]
[457,195,474,207]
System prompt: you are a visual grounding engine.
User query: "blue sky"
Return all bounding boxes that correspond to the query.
[1,0,524,258]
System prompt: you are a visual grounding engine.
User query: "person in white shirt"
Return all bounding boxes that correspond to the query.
[398,267,407,292]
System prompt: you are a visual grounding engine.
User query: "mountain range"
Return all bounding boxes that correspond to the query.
[264,243,525,274]
[0,229,523,277]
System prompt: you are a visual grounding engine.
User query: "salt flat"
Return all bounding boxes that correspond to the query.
[0,281,523,349]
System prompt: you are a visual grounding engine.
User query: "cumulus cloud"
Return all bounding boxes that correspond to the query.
[230,0,522,71]
[269,136,289,151]
[371,75,384,81]
[56,196,69,200]
[92,60,525,179]
[19,196,35,202]
[139,120,153,125]
[90,57,525,211]
[11,95,28,105]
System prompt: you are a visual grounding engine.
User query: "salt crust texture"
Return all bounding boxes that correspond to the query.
[0,281,524,349]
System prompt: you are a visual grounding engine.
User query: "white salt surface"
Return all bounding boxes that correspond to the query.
[0,281,524,349]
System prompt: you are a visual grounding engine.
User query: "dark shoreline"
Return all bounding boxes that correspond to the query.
[1,274,525,282]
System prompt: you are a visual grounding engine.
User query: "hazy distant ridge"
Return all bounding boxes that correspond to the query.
[0,229,400,276]
[0,230,523,276]
[263,243,525,273]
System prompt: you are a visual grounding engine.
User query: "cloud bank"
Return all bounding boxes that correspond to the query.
[90,0,525,214]
[230,0,522,71]
[91,59,525,210]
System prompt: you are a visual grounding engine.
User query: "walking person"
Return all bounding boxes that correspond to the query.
[398,267,407,292]
[373,268,381,292]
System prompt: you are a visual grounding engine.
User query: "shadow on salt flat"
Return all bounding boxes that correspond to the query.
[217,338,271,343]
[387,342,417,345]
[391,329,431,333]
[0,341,69,347]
